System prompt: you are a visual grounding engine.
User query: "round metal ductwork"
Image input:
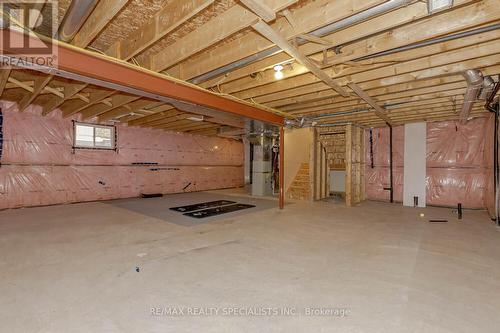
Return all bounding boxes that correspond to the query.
[57,0,99,42]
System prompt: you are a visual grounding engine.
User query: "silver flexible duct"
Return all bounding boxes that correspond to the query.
[479,75,496,100]
[459,70,483,123]
[57,0,99,42]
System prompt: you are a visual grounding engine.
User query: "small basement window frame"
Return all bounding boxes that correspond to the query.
[73,121,116,150]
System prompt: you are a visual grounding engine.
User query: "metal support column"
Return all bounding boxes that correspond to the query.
[389,124,394,203]
[279,127,285,209]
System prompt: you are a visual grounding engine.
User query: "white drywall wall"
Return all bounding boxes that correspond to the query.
[284,128,313,191]
[330,170,346,192]
[403,122,427,207]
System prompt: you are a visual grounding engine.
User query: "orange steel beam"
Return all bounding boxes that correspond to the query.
[279,126,285,209]
[0,28,285,126]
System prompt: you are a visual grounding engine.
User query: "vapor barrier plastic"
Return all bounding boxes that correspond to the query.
[426,118,489,208]
[364,126,404,202]
[365,117,491,209]
[0,101,244,210]
[483,113,496,217]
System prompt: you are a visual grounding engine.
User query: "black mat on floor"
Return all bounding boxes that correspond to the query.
[183,204,256,219]
[170,200,236,213]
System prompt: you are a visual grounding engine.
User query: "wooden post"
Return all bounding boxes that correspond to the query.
[345,125,353,206]
[279,126,285,209]
[345,124,366,206]
[360,127,366,201]
[319,143,323,200]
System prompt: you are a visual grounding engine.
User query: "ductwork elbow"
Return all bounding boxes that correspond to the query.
[284,117,306,128]
[459,69,484,124]
[479,75,496,100]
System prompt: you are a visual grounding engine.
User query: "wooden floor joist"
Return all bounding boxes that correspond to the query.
[72,0,131,48]
[169,0,386,81]
[149,0,299,73]
[105,0,215,61]
[252,20,349,97]
[0,0,499,130]
[0,68,12,96]
[1,27,285,128]
[347,82,392,125]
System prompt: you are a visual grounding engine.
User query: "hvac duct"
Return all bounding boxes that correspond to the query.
[284,117,306,128]
[460,69,484,123]
[460,70,498,124]
[57,0,99,42]
[479,76,496,100]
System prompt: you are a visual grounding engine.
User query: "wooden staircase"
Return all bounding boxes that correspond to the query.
[286,163,311,201]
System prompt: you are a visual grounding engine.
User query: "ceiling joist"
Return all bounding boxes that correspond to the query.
[1,0,499,130]
[252,19,349,97]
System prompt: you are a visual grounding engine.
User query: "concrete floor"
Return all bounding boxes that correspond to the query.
[1,193,499,333]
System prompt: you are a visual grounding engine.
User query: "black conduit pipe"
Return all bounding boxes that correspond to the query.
[370,128,374,169]
[389,124,394,203]
[492,107,498,225]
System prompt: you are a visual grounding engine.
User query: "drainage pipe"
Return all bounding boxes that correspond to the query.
[57,0,99,42]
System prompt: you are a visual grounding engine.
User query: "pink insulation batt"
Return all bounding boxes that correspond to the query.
[0,102,244,210]
[365,116,494,211]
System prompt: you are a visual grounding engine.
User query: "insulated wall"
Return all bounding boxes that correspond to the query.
[483,113,496,218]
[364,126,405,202]
[426,119,487,208]
[365,117,491,209]
[0,101,244,210]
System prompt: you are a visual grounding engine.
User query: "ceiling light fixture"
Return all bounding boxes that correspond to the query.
[427,0,453,14]
[274,65,284,80]
[187,116,204,122]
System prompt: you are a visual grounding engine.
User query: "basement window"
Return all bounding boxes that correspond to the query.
[74,122,115,150]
